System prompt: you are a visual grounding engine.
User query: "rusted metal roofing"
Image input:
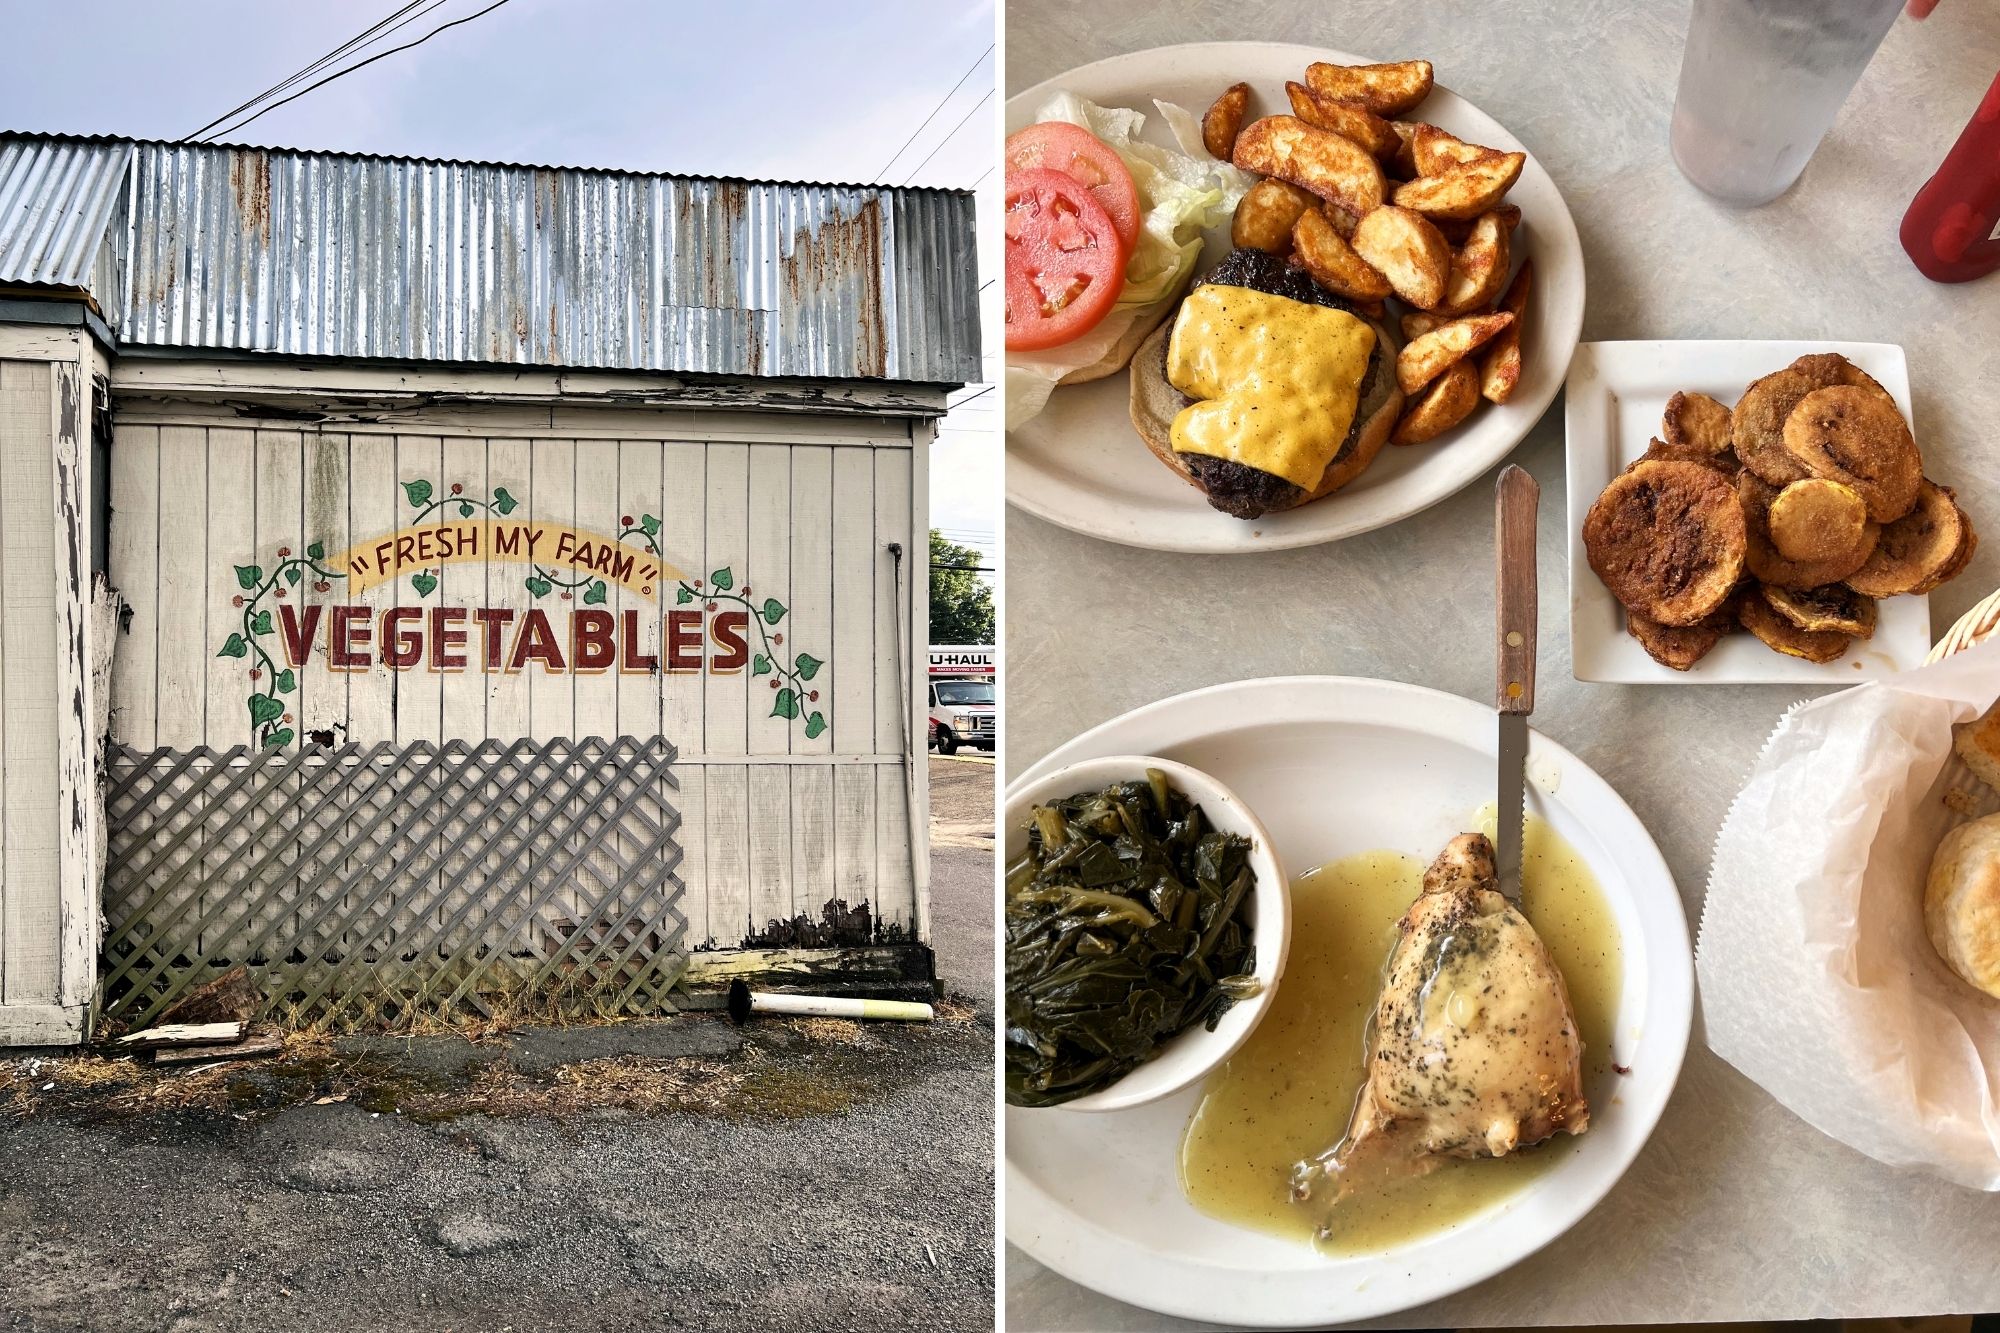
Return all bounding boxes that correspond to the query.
[0,133,979,385]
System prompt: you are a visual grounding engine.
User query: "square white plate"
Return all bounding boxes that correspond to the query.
[1565,340,1930,685]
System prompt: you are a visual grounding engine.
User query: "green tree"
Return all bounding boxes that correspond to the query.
[929,529,994,645]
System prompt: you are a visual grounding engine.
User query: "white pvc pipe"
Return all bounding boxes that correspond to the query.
[748,991,934,1021]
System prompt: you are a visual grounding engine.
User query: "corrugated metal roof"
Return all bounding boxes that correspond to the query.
[0,137,130,301]
[0,133,979,385]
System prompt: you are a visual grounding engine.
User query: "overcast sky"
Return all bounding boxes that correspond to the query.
[0,0,998,573]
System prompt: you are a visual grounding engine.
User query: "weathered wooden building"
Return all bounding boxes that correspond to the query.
[0,133,979,1044]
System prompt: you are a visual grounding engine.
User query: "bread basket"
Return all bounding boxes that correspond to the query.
[1927,588,2000,663]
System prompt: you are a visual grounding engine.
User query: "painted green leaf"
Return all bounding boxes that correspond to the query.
[771,687,801,720]
[709,567,733,591]
[263,728,295,750]
[235,564,262,590]
[761,598,786,625]
[284,566,302,585]
[752,653,772,676]
[676,585,693,605]
[458,501,474,519]
[804,711,827,740]
[217,633,247,659]
[583,580,608,606]
[249,693,284,726]
[250,610,274,635]
[525,575,553,598]
[794,652,823,680]
[493,487,519,515]
[411,571,438,598]
[276,669,296,694]
[306,541,325,560]
[403,479,433,508]
[640,514,661,536]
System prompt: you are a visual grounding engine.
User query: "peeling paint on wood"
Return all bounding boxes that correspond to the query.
[737,895,914,950]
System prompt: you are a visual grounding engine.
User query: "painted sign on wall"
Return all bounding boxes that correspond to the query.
[216,476,829,749]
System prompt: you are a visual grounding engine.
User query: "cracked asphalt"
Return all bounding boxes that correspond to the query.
[0,760,997,1333]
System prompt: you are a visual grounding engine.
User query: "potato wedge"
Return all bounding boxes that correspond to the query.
[1284,82,1400,158]
[1350,205,1451,309]
[1230,178,1316,255]
[1203,82,1251,161]
[1392,152,1526,221]
[1323,202,1361,238]
[1411,123,1505,175]
[1392,360,1480,445]
[1401,311,1444,341]
[1438,210,1512,315]
[1303,59,1435,117]
[1478,259,1533,404]
[1397,311,1514,395]
[1292,207,1393,301]
[1387,121,1420,178]
[1232,115,1386,216]
[1434,202,1519,245]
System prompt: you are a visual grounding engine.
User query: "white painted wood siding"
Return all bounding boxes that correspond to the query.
[0,330,102,1045]
[107,401,921,948]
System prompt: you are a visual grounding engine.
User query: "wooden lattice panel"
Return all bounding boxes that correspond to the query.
[99,736,685,1030]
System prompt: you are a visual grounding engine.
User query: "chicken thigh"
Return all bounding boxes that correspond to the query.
[1292,832,1588,1215]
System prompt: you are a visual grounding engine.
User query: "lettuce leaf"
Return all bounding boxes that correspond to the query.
[1005,94,1251,430]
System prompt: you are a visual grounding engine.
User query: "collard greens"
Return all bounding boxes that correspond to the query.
[1004,770,1259,1107]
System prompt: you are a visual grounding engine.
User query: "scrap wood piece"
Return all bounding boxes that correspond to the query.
[114,1021,245,1052]
[156,965,264,1027]
[152,1027,285,1066]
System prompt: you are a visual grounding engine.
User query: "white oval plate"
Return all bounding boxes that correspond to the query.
[1005,677,1692,1328]
[1005,43,1586,554]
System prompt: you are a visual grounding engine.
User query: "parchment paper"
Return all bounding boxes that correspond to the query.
[1698,636,2000,1190]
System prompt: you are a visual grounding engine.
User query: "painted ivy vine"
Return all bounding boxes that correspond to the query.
[215,540,347,749]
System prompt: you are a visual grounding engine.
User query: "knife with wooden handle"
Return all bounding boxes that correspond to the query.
[1495,464,1539,901]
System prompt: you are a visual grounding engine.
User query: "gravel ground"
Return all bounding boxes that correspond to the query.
[0,785,996,1333]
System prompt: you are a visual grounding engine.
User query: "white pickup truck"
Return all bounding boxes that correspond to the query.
[928,645,996,755]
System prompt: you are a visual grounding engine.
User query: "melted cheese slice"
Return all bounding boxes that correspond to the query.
[1165,285,1376,491]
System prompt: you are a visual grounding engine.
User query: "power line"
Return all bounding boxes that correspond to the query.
[199,0,515,143]
[875,43,993,181]
[968,163,995,189]
[186,0,439,140]
[947,384,994,409]
[900,89,994,186]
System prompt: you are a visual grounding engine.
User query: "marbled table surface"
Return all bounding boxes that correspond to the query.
[1005,1,2000,1327]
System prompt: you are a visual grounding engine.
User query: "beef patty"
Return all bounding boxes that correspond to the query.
[1174,249,1392,520]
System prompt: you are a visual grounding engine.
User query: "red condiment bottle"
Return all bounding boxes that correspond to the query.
[1901,67,2000,283]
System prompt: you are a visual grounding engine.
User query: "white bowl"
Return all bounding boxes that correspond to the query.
[1002,754,1290,1112]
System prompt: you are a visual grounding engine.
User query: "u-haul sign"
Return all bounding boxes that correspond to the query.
[929,645,994,676]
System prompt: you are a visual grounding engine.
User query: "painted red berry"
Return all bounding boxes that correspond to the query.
[232,595,244,607]
[621,515,633,527]
[694,578,703,588]
[249,669,260,680]
[705,601,716,612]
[742,585,752,596]
[561,591,572,601]
[769,679,779,690]
[451,483,463,495]
[277,546,290,557]
[276,587,286,597]
[809,691,819,702]
[283,713,292,724]
[773,634,783,645]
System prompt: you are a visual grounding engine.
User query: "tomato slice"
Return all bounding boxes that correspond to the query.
[1004,121,1141,253]
[1004,168,1128,352]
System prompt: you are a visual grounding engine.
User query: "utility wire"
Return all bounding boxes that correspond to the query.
[900,89,994,186]
[948,384,995,409]
[199,0,515,143]
[186,0,438,140]
[874,43,994,181]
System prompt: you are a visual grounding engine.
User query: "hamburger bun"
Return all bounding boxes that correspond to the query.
[1053,261,1201,387]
